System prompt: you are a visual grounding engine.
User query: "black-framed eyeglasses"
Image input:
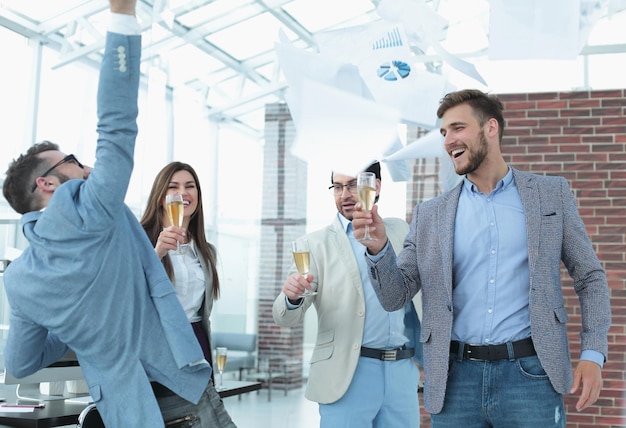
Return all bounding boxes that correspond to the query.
[328,182,358,195]
[30,154,84,193]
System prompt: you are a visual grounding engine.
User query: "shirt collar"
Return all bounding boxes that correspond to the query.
[337,212,351,234]
[462,167,513,194]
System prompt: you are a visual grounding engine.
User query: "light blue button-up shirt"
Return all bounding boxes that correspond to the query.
[452,169,531,344]
[340,215,408,349]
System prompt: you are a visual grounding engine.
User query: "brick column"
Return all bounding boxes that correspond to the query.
[258,103,306,390]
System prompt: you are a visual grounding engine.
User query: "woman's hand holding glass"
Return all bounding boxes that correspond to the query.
[155,226,187,259]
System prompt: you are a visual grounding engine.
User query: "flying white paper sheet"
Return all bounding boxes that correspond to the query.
[489,0,581,60]
[376,0,449,46]
[315,22,446,127]
[383,129,462,191]
[289,78,401,177]
[384,129,446,161]
[276,31,370,132]
[382,137,411,181]
[374,0,487,86]
[276,29,409,179]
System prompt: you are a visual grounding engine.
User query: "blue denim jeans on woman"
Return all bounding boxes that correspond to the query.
[431,355,566,428]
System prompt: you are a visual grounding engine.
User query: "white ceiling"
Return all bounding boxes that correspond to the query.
[1,0,625,139]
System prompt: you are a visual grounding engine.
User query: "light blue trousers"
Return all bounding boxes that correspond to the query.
[319,356,420,428]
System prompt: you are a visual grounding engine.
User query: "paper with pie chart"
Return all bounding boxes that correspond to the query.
[316,21,445,128]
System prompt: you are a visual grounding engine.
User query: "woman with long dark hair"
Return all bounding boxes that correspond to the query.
[141,162,221,370]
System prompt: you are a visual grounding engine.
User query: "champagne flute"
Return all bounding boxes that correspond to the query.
[292,238,317,297]
[357,172,377,241]
[165,194,186,255]
[216,347,228,391]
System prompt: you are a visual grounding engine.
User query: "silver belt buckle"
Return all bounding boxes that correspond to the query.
[381,350,397,361]
[466,348,481,361]
[465,344,482,361]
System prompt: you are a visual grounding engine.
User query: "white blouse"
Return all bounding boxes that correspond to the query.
[170,241,206,323]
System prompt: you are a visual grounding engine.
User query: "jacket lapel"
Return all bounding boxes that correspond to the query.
[438,182,462,302]
[512,169,540,276]
[330,217,364,297]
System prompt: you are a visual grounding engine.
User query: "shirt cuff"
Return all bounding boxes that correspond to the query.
[109,12,141,35]
[285,296,303,310]
[367,241,389,262]
[580,350,604,368]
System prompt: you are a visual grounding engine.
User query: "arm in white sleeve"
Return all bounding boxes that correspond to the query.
[109,12,141,35]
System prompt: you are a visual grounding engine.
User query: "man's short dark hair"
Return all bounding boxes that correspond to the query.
[364,162,381,181]
[436,89,505,142]
[3,141,59,214]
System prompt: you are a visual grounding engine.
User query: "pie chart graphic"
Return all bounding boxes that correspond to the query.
[377,61,411,81]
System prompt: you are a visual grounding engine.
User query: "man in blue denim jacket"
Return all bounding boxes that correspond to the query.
[1,1,235,426]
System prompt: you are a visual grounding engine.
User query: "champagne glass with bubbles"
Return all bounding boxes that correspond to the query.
[165,194,186,255]
[358,172,377,241]
[292,238,317,297]
[216,347,228,390]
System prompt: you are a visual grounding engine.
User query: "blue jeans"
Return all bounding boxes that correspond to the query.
[157,379,236,427]
[319,356,420,428]
[431,355,565,428]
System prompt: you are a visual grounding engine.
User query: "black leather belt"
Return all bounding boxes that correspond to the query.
[151,381,176,398]
[450,337,536,361]
[360,346,414,361]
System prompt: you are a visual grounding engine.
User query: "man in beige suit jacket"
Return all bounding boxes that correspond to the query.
[273,163,422,428]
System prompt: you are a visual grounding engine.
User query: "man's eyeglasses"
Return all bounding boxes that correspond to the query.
[30,154,84,193]
[329,182,358,195]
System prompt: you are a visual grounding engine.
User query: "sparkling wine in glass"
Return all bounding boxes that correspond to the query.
[292,238,317,297]
[216,347,228,391]
[165,194,186,255]
[357,172,377,241]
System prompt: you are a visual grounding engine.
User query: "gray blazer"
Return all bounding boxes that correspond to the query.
[368,168,611,414]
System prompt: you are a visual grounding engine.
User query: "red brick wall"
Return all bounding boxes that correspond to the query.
[409,89,626,427]
[502,89,626,428]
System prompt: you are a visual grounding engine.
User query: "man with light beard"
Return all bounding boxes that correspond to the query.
[352,89,611,427]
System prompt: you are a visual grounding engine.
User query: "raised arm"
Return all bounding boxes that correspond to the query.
[79,0,141,227]
[110,0,137,15]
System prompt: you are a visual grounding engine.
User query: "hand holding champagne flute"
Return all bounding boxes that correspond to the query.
[216,347,228,391]
[357,172,377,241]
[292,238,316,297]
[165,193,186,255]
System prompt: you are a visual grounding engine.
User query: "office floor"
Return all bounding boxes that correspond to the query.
[223,385,319,428]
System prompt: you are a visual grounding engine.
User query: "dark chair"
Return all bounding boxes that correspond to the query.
[76,403,104,428]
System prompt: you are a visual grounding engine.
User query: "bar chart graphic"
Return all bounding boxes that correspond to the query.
[377,60,411,81]
[372,26,404,50]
